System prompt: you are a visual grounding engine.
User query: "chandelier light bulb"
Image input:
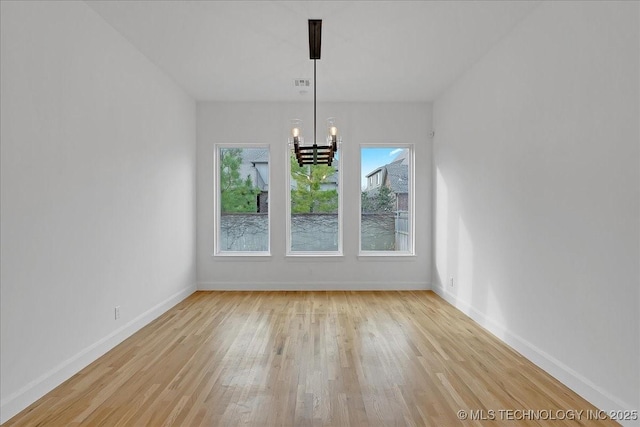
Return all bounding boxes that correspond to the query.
[290,119,303,146]
[327,118,337,137]
[326,118,338,150]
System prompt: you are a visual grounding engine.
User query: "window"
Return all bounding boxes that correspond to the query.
[287,151,342,255]
[360,145,414,255]
[214,145,270,255]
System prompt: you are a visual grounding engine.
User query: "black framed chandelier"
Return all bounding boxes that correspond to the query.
[289,19,341,166]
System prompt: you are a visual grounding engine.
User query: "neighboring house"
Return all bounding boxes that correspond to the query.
[240,148,269,212]
[364,151,409,211]
[318,158,339,191]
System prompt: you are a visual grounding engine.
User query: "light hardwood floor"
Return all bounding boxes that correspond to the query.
[4,291,616,426]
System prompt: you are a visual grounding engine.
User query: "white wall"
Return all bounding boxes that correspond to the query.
[0,1,196,422]
[197,102,432,289]
[432,0,639,419]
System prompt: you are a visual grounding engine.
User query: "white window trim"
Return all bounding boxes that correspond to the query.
[285,146,343,257]
[358,143,415,257]
[213,143,271,257]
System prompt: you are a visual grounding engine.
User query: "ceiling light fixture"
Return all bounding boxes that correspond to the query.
[289,19,340,166]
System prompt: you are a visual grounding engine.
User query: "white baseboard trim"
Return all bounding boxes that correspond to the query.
[431,284,637,426]
[0,284,196,424]
[197,281,430,291]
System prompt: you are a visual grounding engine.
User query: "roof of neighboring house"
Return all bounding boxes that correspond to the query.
[385,159,408,194]
[365,166,384,179]
[237,148,269,191]
[243,148,269,163]
[364,158,408,194]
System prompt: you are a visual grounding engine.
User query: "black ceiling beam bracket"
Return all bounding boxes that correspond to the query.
[308,19,322,60]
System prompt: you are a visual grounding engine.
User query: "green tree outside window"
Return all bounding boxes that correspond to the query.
[220,148,260,213]
[290,155,338,213]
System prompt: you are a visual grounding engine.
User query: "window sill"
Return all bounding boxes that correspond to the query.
[213,252,271,258]
[286,251,344,258]
[358,252,416,259]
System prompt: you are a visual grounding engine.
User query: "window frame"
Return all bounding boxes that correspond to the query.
[285,146,343,257]
[213,143,271,257]
[359,143,415,257]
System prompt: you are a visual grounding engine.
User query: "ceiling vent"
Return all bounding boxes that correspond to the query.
[294,78,311,87]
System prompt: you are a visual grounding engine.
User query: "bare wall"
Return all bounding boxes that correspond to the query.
[432,1,639,418]
[0,1,196,421]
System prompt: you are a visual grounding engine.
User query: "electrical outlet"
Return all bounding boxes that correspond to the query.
[449,276,454,288]
[114,306,120,320]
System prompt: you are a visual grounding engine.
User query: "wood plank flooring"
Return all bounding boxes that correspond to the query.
[3,291,617,426]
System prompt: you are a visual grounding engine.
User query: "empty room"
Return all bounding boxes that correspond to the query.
[1,1,638,426]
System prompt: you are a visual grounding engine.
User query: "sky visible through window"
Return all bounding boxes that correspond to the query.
[361,147,404,189]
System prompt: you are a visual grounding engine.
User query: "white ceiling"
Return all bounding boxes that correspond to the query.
[86,1,539,102]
